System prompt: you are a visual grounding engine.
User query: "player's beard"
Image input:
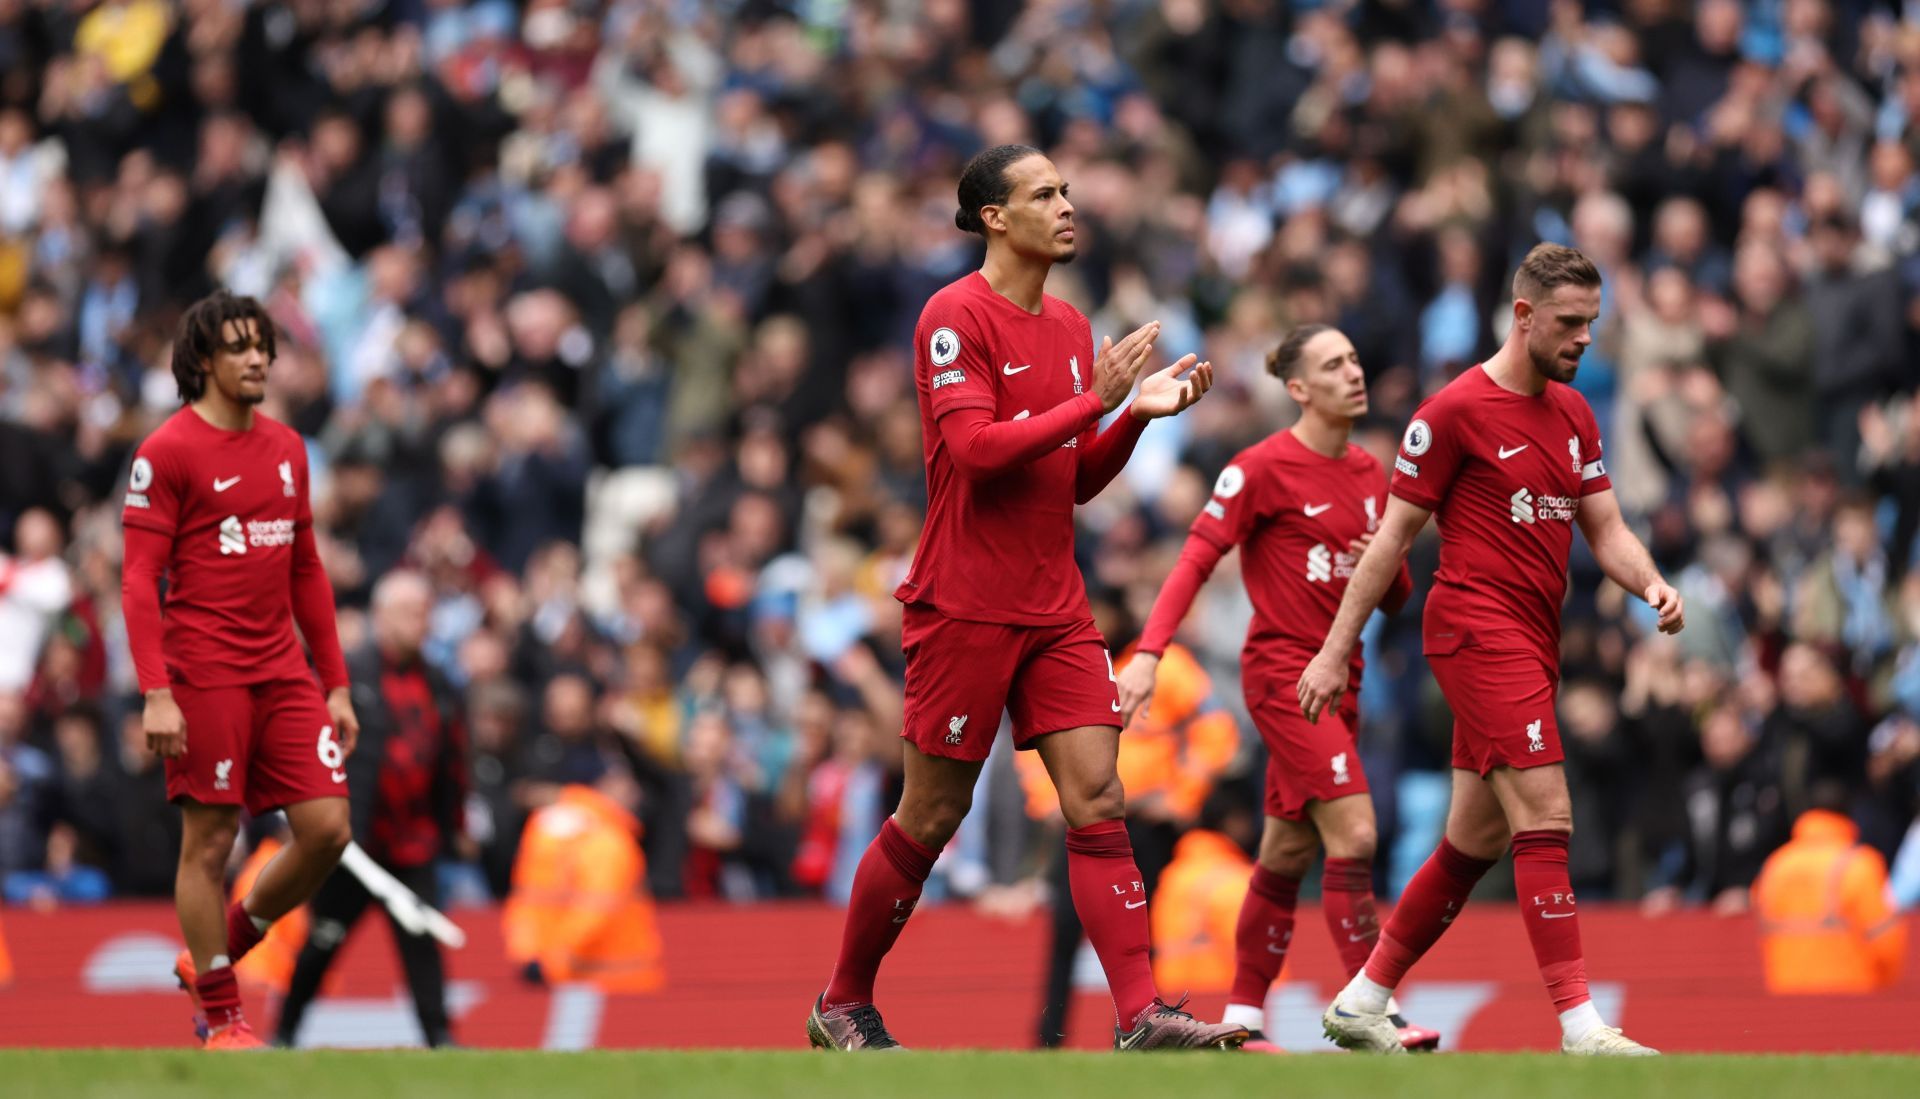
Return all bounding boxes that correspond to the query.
[1531,338,1579,384]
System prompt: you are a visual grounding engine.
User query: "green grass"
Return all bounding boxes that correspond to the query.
[4,1051,1919,1099]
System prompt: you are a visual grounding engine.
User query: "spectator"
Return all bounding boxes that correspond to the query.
[1753,786,1909,993]
[1805,211,1905,467]
[0,509,73,693]
[1708,240,1815,469]
[1678,705,1791,913]
[277,570,469,1049]
[502,772,664,993]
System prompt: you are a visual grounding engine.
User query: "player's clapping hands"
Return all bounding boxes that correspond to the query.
[1091,321,1159,411]
[1129,354,1214,420]
[1645,582,1684,635]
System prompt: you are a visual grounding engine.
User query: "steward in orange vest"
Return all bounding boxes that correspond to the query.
[1752,808,1907,994]
[504,782,665,993]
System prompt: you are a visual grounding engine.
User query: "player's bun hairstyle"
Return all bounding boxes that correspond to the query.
[1266,323,1335,380]
[171,289,277,403]
[954,144,1043,236]
[1512,243,1602,303]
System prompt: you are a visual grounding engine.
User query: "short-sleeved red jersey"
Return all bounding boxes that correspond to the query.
[1188,431,1398,685]
[122,408,321,687]
[895,272,1106,626]
[1388,365,1612,665]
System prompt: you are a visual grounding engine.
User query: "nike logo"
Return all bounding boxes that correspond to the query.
[213,476,242,492]
[1540,912,1575,919]
[1013,410,1030,420]
[1003,362,1031,375]
[331,770,347,784]
[891,915,910,924]
[1498,445,1528,460]
[1303,502,1333,517]
[1347,932,1372,942]
[1117,1027,1149,1050]
[1124,900,1146,910]
[1265,943,1287,955]
[1111,701,1121,712]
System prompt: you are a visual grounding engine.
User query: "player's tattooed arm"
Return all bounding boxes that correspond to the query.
[1575,488,1684,635]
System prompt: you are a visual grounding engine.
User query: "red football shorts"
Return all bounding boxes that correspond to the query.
[1428,648,1564,775]
[1247,679,1368,821]
[165,676,348,814]
[899,603,1120,762]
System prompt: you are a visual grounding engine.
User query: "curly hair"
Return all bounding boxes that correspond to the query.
[170,290,277,403]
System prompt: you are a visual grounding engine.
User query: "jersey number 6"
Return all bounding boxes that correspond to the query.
[317,725,344,770]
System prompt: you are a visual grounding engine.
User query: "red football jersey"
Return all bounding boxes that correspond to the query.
[122,409,319,687]
[1389,365,1612,665]
[894,272,1103,626]
[1188,431,1397,686]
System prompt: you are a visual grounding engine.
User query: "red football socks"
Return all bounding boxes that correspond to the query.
[1064,820,1159,1028]
[1228,865,1301,1009]
[1511,830,1591,1010]
[1320,857,1380,978]
[823,818,940,1008]
[1363,838,1495,989]
[196,964,244,1031]
[226,899,266,963]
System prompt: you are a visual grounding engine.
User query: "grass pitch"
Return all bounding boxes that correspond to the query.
[4,1050,1917,1099]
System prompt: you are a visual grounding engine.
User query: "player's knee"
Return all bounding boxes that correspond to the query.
[184,835,235,881]
[297,813,353,864]
[1513,803,1573,837]
[1058,773,1125,828]
[1451,819,1510,860]
[182,818,240,878]
[1258,846,1314,878]
[897,793,971,848]
[316,821,353,862]
[1259,831,1317,877]
[1324,820,1378,861]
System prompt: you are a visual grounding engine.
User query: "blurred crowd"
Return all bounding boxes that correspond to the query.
[3,0,1920,921]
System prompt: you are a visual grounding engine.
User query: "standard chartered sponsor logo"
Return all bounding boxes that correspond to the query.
[219,516,247,555]
[1510,489,1575,524]
[248,518,297,547]
[220,515,296,553]
[1306,543,1362,582]
[1306,543,1333,582]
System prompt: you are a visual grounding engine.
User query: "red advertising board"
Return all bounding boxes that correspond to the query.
[2,903,1915,1051]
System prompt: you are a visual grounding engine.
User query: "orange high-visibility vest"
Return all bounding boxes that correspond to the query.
[1152,830,1282,993]
[1752,810,1908,994]
[232,836,307,994]
[1019,643,1238,821]
[503,785,665,993]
